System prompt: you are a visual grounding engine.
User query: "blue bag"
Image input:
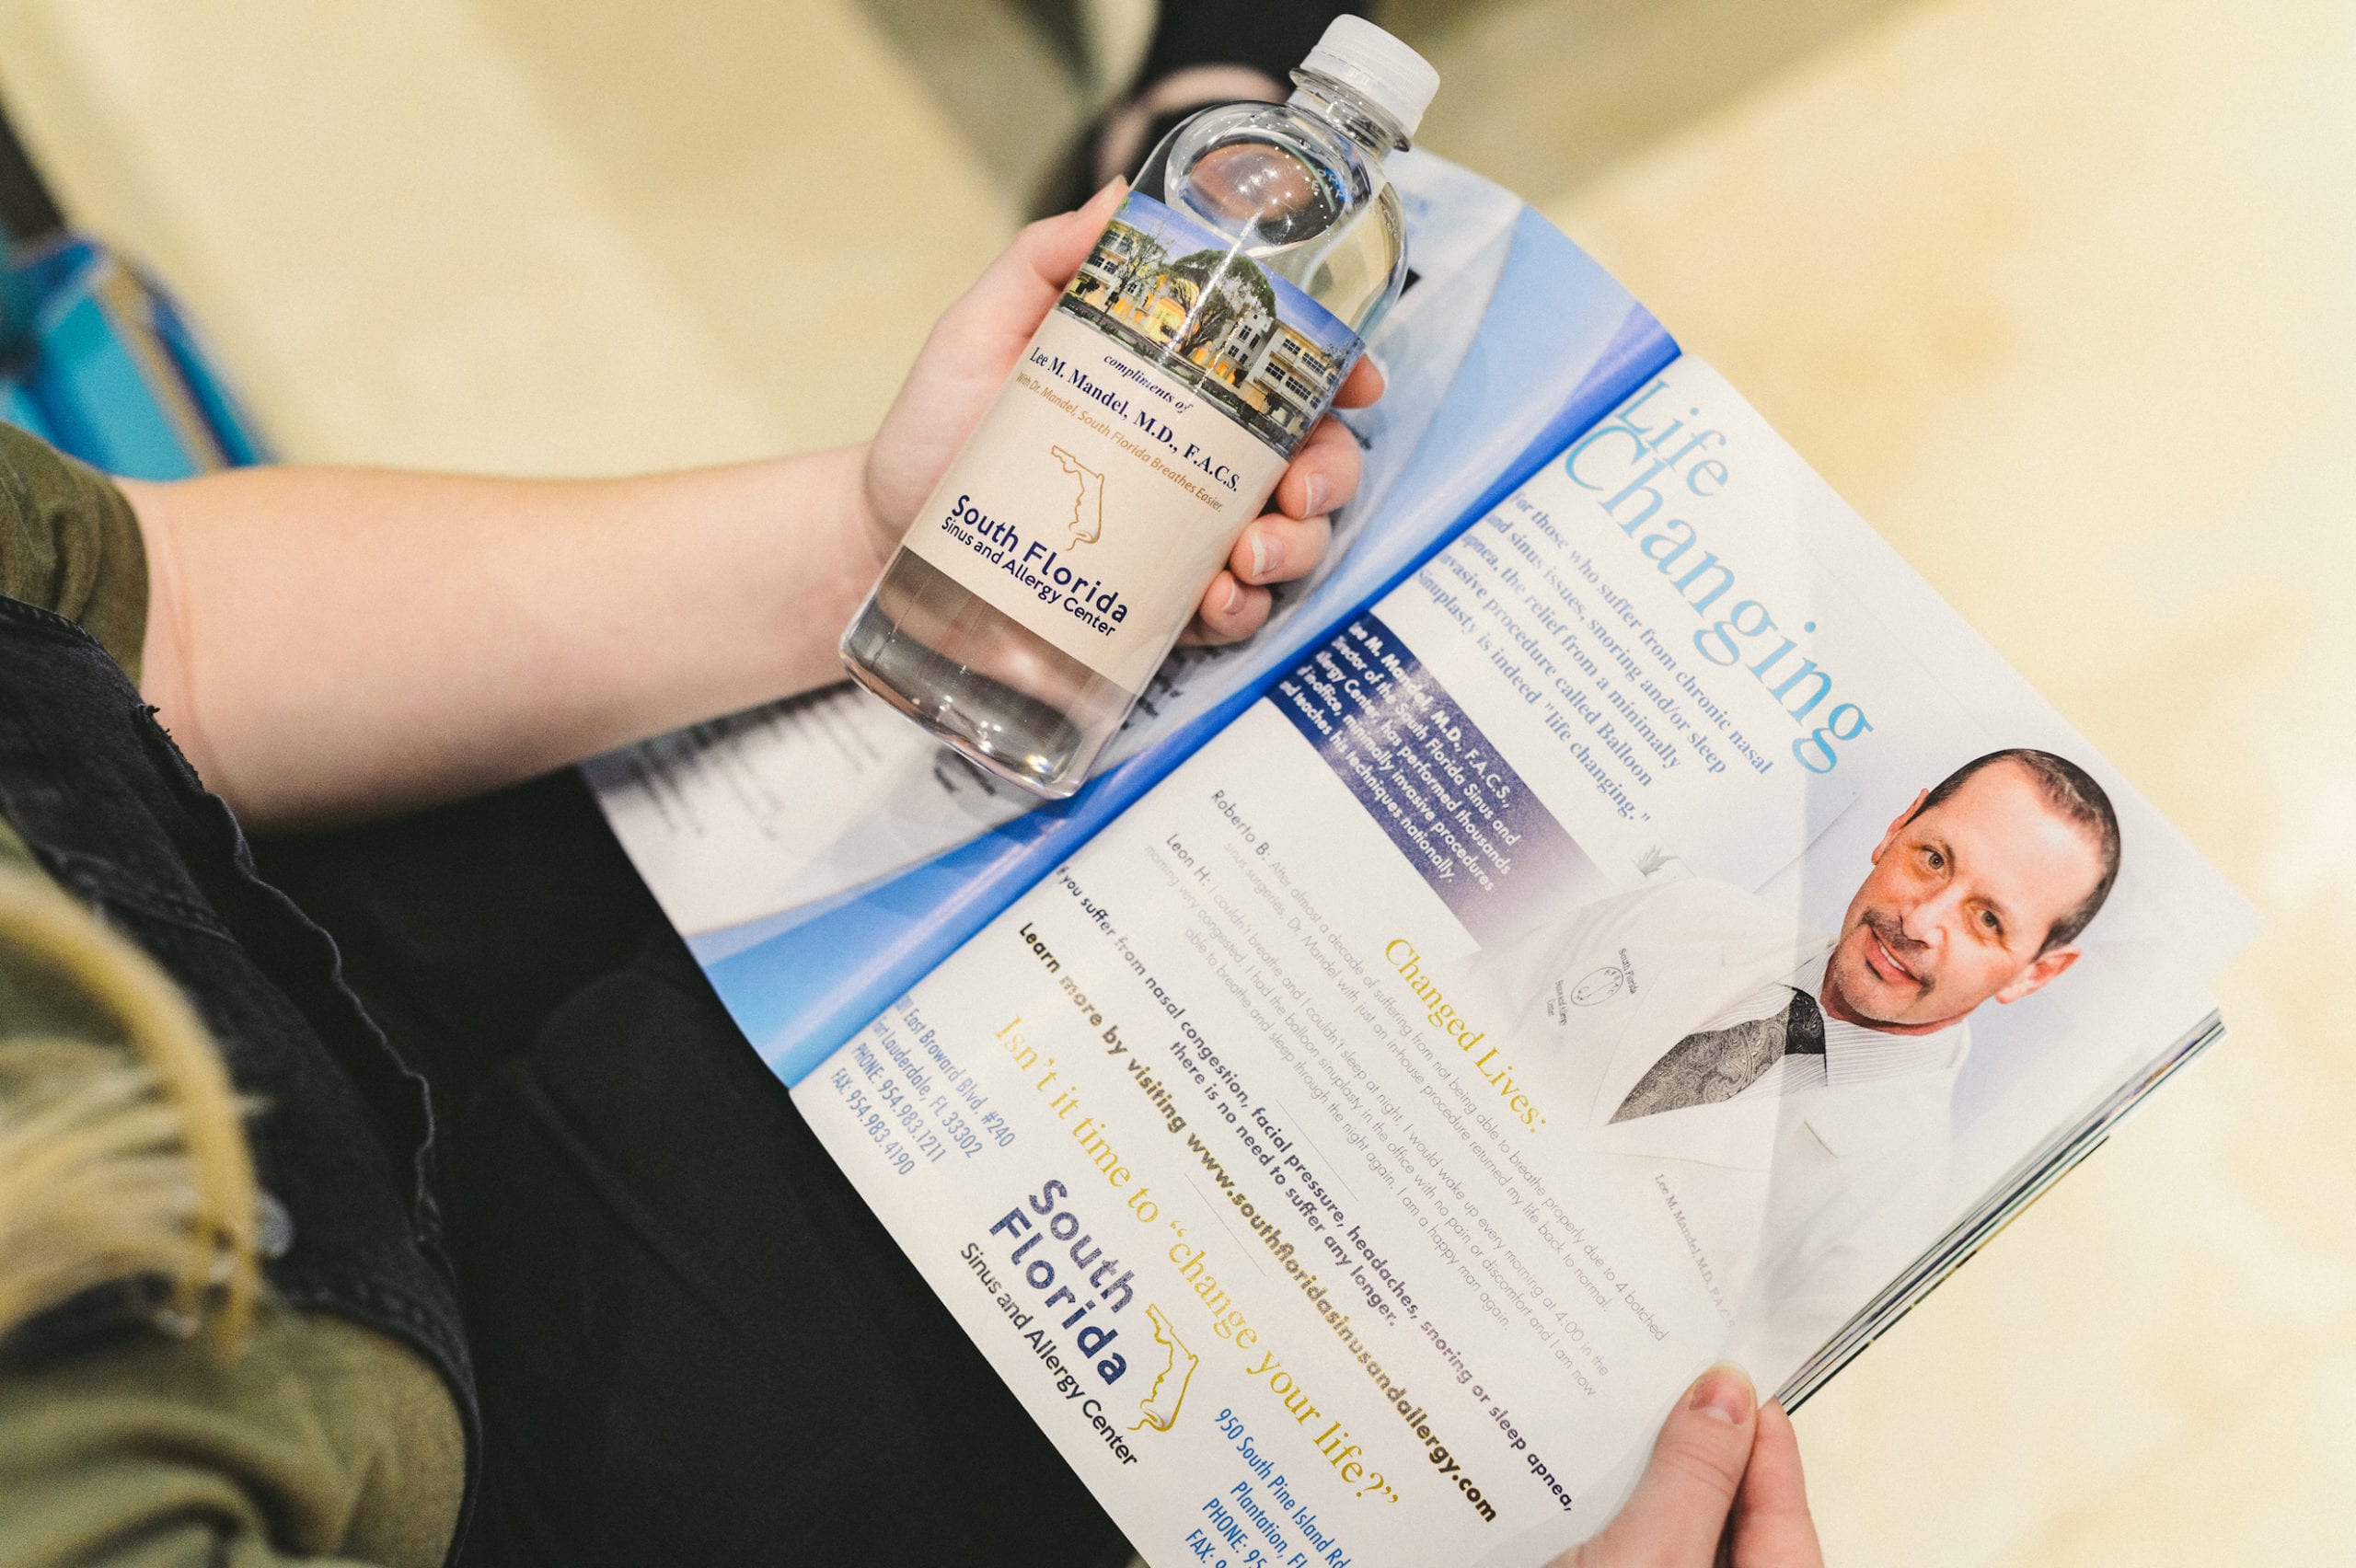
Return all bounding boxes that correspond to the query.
[0,236,266,477]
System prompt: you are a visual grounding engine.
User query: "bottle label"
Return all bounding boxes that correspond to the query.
[900,190,1364,693]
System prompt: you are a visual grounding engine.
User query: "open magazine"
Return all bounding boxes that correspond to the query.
[588,152,2255,1567]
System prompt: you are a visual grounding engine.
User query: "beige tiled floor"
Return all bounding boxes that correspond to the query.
[3,0,2347,1561]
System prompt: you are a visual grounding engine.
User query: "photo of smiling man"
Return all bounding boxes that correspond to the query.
[1463,747,2123,1378]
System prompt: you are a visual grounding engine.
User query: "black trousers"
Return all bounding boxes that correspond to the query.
[256,772,1130,1568]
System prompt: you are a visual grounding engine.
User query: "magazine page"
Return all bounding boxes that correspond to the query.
[586,151,1670,950]
[783,355,2256,1568]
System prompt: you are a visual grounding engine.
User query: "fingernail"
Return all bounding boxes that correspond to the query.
[1302,474,1328,517]
[1686,1363,1754,1425]
[1220,577,1243,615]
[1249,534,1277,582]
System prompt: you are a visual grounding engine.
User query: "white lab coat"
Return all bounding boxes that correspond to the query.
[1465,876,1969,1384]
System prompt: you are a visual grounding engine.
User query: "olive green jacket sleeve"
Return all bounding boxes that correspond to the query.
[0,1305,465,1568]
[0,421,150,678]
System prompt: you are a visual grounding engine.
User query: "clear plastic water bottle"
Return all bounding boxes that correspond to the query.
[841,17,1438,797]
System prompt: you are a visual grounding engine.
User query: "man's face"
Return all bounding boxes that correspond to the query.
[1822,761,2104,1032]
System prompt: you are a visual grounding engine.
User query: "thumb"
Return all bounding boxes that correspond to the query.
[1576,1364,1758,1567]
[866,178,1128,527]
[958,176,1129,333]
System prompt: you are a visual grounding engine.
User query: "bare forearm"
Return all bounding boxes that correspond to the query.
[127,445,882,830]
[118,183,1369,833]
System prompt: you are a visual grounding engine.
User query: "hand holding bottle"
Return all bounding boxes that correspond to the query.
[853,177,1385,651]
[844,17,1428,796]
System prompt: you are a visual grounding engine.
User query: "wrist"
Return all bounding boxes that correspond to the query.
[796,441,895,674]
[719,443,896,705]
[831,438,898,579]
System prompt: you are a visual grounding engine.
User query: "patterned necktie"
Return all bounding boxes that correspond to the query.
[1609,987,1827,1124]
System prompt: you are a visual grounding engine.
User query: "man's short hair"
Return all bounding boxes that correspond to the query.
[1917,749,2121,953]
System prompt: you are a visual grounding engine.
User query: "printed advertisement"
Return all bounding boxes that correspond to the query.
[791,357,2252,1567]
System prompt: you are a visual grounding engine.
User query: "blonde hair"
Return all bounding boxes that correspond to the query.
[0,867,259,1351]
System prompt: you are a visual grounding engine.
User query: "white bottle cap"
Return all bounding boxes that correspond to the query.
[1299,17,1439,142]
